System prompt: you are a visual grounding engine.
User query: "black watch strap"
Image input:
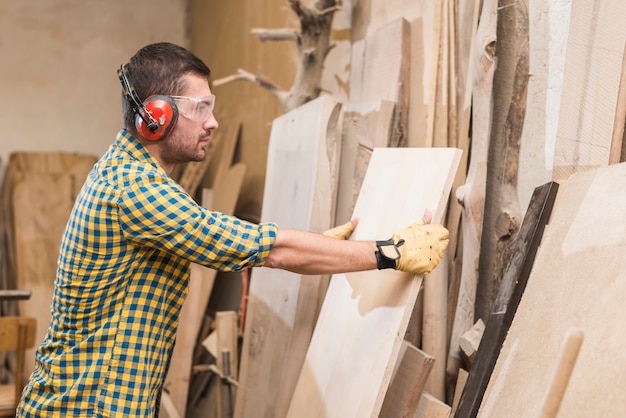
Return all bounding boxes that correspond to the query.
[375,239,400,270]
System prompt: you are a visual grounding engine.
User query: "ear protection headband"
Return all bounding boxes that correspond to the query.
[117,64,179,141]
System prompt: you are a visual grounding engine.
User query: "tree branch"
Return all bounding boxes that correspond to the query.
[212,68,289,110]
[251,28,299,42]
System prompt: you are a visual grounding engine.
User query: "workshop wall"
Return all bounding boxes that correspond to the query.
[0,0,188,178]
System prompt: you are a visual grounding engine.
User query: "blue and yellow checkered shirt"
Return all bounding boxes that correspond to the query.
[17,129,277,417]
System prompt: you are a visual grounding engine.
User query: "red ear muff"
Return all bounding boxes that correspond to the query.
[135,95,179,141]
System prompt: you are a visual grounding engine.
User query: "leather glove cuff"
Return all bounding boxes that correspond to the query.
[375,238,402,270]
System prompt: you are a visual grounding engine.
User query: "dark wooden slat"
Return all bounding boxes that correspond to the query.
[454,181,559,417]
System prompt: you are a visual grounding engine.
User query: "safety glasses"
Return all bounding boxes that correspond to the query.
[169,94,216,122]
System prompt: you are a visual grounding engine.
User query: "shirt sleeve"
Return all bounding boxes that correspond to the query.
[117,170,278,271]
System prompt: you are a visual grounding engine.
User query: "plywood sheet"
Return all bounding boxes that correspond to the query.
[479,162,626,416]
[287,147,461,418]
[235,95,343,418]
[552,0,626,182]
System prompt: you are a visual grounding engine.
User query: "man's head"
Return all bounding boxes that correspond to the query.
[120,42,212,133]
[120,42,219,173]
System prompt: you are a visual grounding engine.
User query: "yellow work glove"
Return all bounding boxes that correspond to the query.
[375,220,449,275]
[322,219,356,240]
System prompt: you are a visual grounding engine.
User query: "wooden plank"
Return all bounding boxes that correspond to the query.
[609,43,626,165]
[454,181,558,417]
[408,1,444,148]
[380,341,435,418]
[450,368,468,416]
[350,18,410,148]
[538,328,584,418]
[336,101,395,224]
[415,392,451,418]
[552,0,626,181]
[164,163,247,416]
[287,147,461,418]
[517,0,571,211]
[234,95,343,418]
[215,311,238,418]
[479,163,626,416]
[422,2,451,399]
[422,257,448,400]
[447,0,497,386]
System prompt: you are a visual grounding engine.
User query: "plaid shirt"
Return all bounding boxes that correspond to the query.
[18,129,277,417]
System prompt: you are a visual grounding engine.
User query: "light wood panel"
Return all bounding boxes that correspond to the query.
[479,162,626,416]
[235,95,343,418]
[287,147,461,418]
[552,0,626,181]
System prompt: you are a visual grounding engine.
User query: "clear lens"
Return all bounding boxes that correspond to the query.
[170,94,215,122]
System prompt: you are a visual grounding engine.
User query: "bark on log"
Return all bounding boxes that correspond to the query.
[475,0,529,322]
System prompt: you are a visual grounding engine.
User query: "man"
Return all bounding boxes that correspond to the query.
[17,42,449,417]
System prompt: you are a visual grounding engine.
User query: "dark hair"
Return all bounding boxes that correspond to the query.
[120,42,211,129]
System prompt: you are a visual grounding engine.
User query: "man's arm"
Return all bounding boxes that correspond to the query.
[263,229,378,275]
[264,217,449,276]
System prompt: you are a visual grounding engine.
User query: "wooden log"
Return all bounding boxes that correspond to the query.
[475,0,528,323]
[287,148,461,418]
[234,95,342,418]
[454,181,558,417]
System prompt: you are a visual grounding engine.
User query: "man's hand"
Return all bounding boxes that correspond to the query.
[376,219,449,275]
[322,219,358,240]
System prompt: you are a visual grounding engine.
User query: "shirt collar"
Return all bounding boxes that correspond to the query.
[114,129,169,175]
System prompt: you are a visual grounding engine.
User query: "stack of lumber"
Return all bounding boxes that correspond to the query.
[230,0,626,416]
[0,152,98,375]
[233,1,467,417]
